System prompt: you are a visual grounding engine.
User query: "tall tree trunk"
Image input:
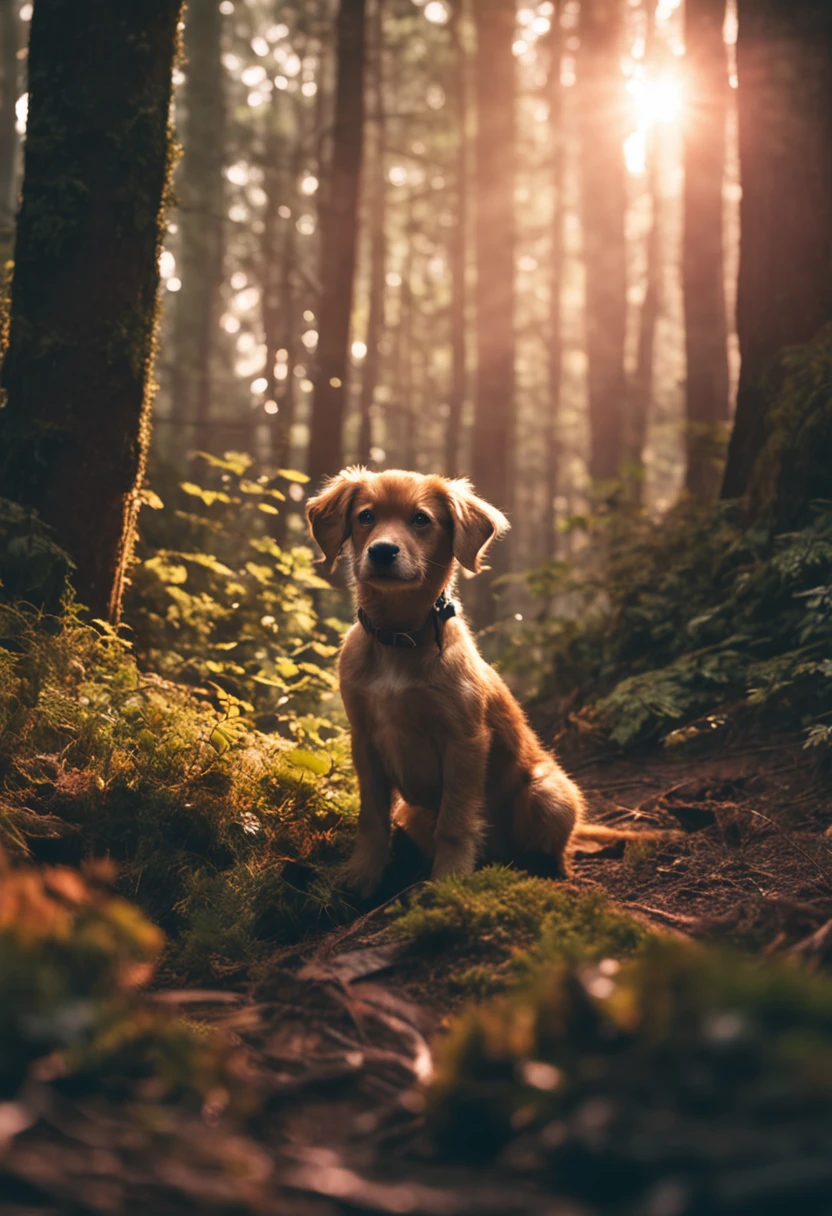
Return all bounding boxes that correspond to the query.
[358,0,385,467]
[578,0,627,484]
[627,132,660,501]
[721,0,832,501]
[545,5,564,558]
[471,0,515,588]
[445,0,468,478]
[0,0,182,622]
[308,0,367,489]
[0,0,18,240]
[684,0,730,499]
[171,0,225,458]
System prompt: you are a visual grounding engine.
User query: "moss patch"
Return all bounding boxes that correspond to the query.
[386,867,648,999]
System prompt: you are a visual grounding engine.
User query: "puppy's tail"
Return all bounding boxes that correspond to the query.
[573,822,682,844]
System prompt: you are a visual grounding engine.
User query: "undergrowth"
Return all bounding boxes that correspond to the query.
[501,335,832,749]
[427,939,832,1209]
[0,851,234,1102]
[386,867,647,998]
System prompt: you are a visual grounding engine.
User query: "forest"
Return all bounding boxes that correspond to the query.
[0,0,831,1212]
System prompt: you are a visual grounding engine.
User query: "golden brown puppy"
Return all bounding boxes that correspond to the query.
[306,467,593,897]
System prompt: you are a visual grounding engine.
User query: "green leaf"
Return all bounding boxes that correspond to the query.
[277,469,310,484]
[284,748,332,776]
[209,726,231,754]
[258,502,279,515]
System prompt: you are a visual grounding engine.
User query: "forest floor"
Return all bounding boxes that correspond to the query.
[4,728,831,1216]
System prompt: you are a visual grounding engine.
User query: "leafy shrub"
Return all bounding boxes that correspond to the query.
[427,940,832,1208]
[501,336,832,749]
[0,600,358,978]
[125,451,348,724]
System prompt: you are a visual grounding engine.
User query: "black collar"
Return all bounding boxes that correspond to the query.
[357,590,457,651]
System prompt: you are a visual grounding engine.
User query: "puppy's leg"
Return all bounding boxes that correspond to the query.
[432,735,489,881]
[514,761,585,878]
[342,735,392,898]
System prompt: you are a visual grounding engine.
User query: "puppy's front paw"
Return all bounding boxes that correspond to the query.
[339,839,389,899]
[431,837,476,882]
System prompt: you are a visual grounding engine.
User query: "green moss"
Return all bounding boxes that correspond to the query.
[386,867,647,996]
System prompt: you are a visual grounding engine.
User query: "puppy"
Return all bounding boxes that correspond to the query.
[306,468,598,897]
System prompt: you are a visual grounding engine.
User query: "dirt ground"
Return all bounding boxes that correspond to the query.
[3,732,831,1215]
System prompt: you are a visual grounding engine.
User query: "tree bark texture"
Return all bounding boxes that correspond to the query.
[471,0,515,524]
[444,0,468,479]
[683,0,730,499]
[545,6,564,558]
[578,0,627,483]
[358,0,385,467]
[308,0,367,489]
[171,0,225,457]
[0,0,183,621]
[721,0,832,500]
[0,0,18,233]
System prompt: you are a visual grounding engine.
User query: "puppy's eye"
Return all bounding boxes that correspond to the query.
[357,508,375,525]
[412,511,431,527]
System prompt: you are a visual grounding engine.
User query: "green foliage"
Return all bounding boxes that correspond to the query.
[0,497,75,613]
[427,940,832,1206]
[747,327,832,530]
[508,495,832,748]
[126,452,348,724]
[387,867,647,996]
[501,336,832,750]
[0,599,357,978]
[0,853,231,1101]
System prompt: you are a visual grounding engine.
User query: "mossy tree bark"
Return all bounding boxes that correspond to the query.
[721,0,832,501]
[683,0,729,500]
[171,0,226,459]
[308,0,367,490]
[0,0,182,621]
[578,0,627,484]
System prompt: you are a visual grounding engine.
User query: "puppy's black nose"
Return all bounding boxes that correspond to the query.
[369,541,400,566]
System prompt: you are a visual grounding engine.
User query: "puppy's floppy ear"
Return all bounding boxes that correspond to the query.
[443,478,510,574]
[306,467,368,572]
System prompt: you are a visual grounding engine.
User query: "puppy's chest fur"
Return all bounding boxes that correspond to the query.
[355,652,469,808]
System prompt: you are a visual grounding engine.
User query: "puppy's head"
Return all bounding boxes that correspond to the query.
[306,468,509,594]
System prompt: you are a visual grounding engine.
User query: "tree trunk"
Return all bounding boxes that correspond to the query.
[0,0,18,237]
[545,6,564,558]
[171,0,225,459]
[307,0,367,489]
[578,0,627,484]
[683,0,730,499]
[471,0,515,536]
[445,0,468,479]
[0,0,182,622]
[721,0,832,500]
[358,0,385,467]
[627,134,660,501]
